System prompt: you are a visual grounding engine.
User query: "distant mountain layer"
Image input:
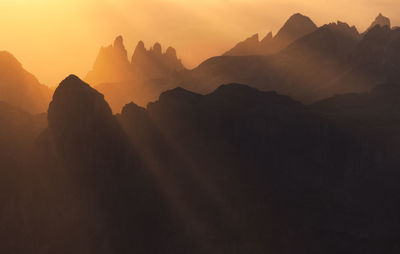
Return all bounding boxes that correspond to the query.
[0,51,51,113]
[85,36,185,112]
[364,13,391,34]
[171,16,400,104]
[82,13,399,113]
[224,13,318,56]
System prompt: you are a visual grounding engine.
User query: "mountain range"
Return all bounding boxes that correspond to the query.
[79,13,397,112]
[1,11,400,254]
[1,74,400,253]
[85,36,185,111]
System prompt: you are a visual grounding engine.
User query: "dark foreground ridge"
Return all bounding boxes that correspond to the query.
[1,75,400,253]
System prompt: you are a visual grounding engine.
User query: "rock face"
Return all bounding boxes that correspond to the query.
[224,13,318,56]
[364,13,391,33]
[0,51,51,113]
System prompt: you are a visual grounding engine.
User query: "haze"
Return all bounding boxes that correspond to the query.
[0,0,399,86]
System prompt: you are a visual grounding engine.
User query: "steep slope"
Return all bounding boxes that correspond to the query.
[224,13,318,56]
[0,51,51,113]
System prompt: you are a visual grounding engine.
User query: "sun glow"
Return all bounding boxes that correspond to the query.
[0,0,399,86]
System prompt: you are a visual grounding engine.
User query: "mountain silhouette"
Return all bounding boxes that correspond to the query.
[0,51,51,113]
[86,36,185,112]
[3,10,400,254]
[2,74,400,253]
[118,83,389,253]
[170,20,364,103]
[224,13,318,56]
[326,25,400,95]
[86,36,132,85]
[131,41,185,79]
[364,13,391,34]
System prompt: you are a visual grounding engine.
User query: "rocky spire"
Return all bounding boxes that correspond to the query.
[364,13,391,34]
[113,35,128,59]
[274,13,318,46]
[165,47,178,60]
[152,42,162,56]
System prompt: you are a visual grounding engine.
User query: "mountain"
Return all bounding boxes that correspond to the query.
[364,13,391,34]
[23,75,190,254]
[172,20,362,103]
[224,13,318,56]
[85,36,132,85]
[2,75,400,253]
[131,41,185,80]
[86,36,185,112]
[118,83,393,253]
[0,51,51,113]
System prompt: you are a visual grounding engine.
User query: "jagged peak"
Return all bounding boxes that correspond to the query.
[152,42,162,55]
[165,47,178,59]
[246,33,259,42]
[113,35,124,48]
[326,21,360,36]
[275,13,317,43]
[133,40,147,56]
[261,32,273,42]
[374,13,391,27]
[365,13,391,34]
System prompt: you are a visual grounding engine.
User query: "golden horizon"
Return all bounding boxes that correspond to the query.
[0,0,399,87]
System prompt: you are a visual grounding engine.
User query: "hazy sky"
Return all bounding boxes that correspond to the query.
[0,0,399,86]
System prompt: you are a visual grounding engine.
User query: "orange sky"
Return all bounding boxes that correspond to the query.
[0,0,399,87]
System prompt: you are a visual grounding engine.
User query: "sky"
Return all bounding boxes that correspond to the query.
[0,0,399,87]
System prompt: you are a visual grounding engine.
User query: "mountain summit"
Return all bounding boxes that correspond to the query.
[86,35,131,85]
[224,13,317,56]
[131,41,185,79]
[274,13,318,47]
[86,36,185,86]
[364,13,391,33]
